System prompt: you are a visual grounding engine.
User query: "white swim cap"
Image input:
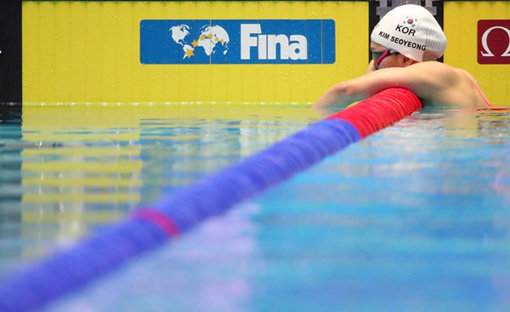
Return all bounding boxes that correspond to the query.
[370,4,446,62]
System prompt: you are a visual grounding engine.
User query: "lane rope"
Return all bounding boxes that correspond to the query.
[0,88,422,312]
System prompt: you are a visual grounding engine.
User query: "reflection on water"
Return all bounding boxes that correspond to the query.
[0,106,23,274]
[0,104,509,312]
[0,104,318,275]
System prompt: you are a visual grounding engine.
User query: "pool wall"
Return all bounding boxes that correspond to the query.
[2,0,509,105]
[21,1,368,104]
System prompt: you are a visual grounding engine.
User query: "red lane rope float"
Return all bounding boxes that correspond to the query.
[133,207,181,238]
[328,88,422,138]
[0,88,421,312]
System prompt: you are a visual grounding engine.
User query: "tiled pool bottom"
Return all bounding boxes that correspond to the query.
[0,104,509,311]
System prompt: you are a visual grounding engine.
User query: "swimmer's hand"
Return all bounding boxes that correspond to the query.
[366,60,376,74]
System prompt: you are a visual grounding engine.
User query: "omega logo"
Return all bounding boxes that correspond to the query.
[480,26,510,57]
[478,20,510,64]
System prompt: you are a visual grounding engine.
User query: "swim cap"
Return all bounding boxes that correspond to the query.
[370,4,446,62]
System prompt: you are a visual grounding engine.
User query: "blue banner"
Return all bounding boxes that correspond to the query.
[140,19,335,64]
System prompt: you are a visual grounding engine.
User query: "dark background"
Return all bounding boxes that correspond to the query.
[0,1,22,104]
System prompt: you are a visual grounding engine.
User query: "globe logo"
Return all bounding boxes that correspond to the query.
[170,24,230,59]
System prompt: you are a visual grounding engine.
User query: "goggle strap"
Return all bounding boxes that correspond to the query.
[374,50,389,68]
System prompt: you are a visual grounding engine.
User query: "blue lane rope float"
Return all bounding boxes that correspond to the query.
[0,88,422,312]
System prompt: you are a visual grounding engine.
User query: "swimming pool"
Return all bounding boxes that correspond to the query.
[0,103,509,311]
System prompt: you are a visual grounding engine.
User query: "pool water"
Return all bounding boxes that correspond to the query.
[0,104,509,312]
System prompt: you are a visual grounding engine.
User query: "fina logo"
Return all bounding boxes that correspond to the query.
[140,19,335,64]
[241,24,307,60]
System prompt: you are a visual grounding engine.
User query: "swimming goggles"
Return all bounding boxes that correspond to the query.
[372,49,399,70]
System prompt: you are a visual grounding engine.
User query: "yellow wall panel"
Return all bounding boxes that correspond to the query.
[444,1,510,106]
[22,1,368,104]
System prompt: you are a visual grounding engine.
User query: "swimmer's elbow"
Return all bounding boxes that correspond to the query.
[332,82,356,98]
[336,81,369,103]
[313,82,356,109]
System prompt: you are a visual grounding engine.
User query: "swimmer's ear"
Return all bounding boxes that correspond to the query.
[401,55,418,66]
[422,51,440,61]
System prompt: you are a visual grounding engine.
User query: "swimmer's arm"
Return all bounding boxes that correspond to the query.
[312,62,453,109]
[314,60,376,109]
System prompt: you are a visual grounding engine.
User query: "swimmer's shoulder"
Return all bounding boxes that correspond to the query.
[411,61,474,82]
[406,62,483,106]
[454,67,480,86]
[400,61,459,97]
[453,67,492,107]
[408,61,458,78]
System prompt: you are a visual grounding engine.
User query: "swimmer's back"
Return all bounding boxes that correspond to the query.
[457,68,493,108]
[415,62,491,108]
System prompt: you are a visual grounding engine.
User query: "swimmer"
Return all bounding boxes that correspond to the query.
[313,4,492,109]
